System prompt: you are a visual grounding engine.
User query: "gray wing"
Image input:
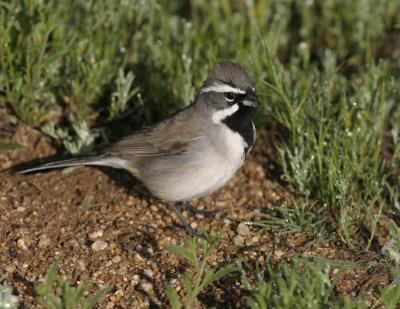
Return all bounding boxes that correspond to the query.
[104,110,205,157]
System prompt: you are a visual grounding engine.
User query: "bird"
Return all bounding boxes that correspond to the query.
[17,61,261,235]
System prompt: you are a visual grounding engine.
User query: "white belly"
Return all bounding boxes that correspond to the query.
[144,126,247,201]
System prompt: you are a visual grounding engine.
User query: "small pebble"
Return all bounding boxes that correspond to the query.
[237,222,250,236]
[274,249,285,258]
[38,234,50,248]
[190,222,198,229]
[17,238,28,250]
[147,247,154,255]
[233,235,244,246]
[139,282,153,293]
[112,256,122,263]
[5,264,16,273]
[78,260,86,271]
[91,240,108,251]
[195,213,205,219]
[105,260,113,267]
[250,235,259,244]
[114,289,124,297]
[169,278,177,285]
[131,274,140,286]
[223,218,232,225]
[88,230,103,239]
[143,269,154,279]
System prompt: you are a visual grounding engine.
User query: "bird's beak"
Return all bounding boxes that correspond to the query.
[242,90,261,108]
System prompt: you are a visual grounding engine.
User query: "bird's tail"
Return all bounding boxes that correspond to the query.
[15,155,127,174]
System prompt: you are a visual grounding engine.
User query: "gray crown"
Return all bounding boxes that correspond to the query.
[204,61,254,91]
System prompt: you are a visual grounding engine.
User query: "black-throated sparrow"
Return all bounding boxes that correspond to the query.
[18,61,261,234]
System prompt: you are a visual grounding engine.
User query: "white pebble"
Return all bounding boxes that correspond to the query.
[274,249,285,258]
[112,256,121,263]
[91,240,108,251]
[38,234,50,248]
[237,222,250,236]
[17,238,28,250]
[88,230,103,239]
[223,218,232,225]
[233,235,244,247]
[139,282,153,293]
[143,269,154,279]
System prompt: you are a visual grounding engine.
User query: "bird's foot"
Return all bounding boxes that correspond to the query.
[174,201,215,218]
[166,202,205,238]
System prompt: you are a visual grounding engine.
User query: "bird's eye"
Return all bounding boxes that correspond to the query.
[225,92,235,102]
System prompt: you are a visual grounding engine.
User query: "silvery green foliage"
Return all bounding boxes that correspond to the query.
[42,121,99,155]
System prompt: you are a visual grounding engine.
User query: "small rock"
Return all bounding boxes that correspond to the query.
[38,234,50,248]
[91,240,108,251]
[147,247,154,255]
[112,255,122,263]
[274,249,285,258]
[143,269,154,279]
[88,230,103,239]
[169,278,177,285]
[190,222,198,229]
[223,218,232,225]
[139,282,153,293]
[114,289,124,297]
[131,274,140,286]
[78,260,86,271]
[5,264,16,273]
[237,222,250,236]
[233,235,244,246]
[246,235,260,246]
[17,238,28,250]
[105,260,113,267]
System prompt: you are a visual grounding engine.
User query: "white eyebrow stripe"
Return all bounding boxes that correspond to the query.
[211,103,239,123]
[201,83,245,94]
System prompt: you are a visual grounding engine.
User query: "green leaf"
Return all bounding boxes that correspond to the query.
[182,273,193,295]
[208,265,238,285]
[168,244,198,268]
[165,285,181,309]
[0,139,23,150]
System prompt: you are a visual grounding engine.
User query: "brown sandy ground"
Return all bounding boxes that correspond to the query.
[0,125,391,308]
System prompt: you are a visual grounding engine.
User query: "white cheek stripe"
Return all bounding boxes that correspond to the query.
[201,83,245,94]
[212,103,239,123]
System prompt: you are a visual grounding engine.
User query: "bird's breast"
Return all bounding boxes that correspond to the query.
[139,125,247,201]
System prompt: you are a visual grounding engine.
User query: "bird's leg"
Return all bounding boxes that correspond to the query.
[173,201,215,218]
[167,202,204,238]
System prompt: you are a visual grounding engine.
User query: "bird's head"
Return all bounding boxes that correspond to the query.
[198,61,261,124]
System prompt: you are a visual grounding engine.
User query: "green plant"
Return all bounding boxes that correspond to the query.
[165,233,238,309]
[241,256,400,309]
[35,263,109,309]
[241,257,363,309]
[258,199,329,241]
[108,69,139,120]
[0,139,23,150]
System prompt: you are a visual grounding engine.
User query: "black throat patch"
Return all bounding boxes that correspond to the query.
[222,105,255,154]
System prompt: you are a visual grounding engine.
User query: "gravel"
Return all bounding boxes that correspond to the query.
[91,240,108,251]
[236,222,250,236]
